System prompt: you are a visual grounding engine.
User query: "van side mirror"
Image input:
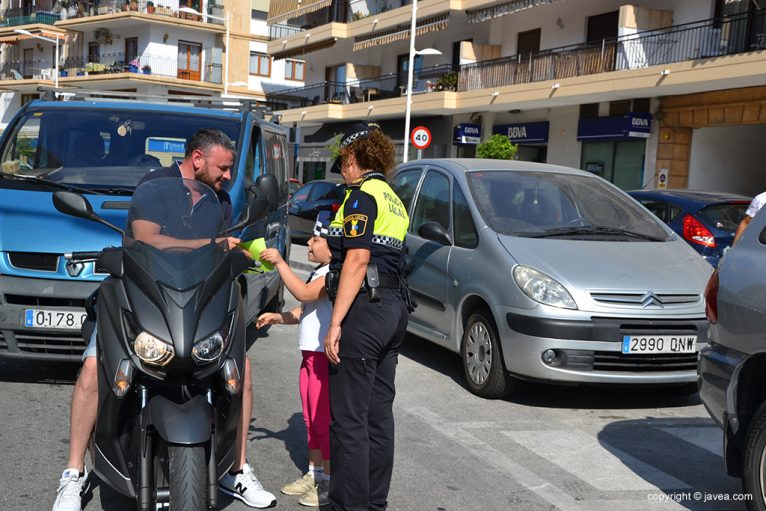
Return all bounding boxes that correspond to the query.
[224,198,269,235]
[53,191,124,235]
[256,173,279,212]
[418,221,452,245]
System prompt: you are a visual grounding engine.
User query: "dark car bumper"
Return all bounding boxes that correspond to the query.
[699,341,749,429]
[0,275,96,361]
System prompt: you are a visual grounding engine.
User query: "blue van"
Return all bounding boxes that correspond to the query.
[0,96,290,361]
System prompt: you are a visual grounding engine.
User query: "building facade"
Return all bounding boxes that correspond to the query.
[0,0,303,129]
[264,0,766,195]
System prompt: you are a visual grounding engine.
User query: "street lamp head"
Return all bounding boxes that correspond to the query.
[414,48,442,56]
[13,29,32,36]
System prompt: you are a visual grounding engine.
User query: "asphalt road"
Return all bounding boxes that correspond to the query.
[0,263,748,511]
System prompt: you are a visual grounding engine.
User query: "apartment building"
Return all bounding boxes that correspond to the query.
[264,0,766,195]
[0,0,303,129]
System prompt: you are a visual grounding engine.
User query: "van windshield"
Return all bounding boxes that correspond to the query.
[468,170,672,241]
[0,107,240,193]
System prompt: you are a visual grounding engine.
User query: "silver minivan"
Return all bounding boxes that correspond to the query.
[391,159,712,398]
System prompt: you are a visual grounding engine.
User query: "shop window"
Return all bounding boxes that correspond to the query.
[250,52,271,77]
[633,98,651,113]
[609,100,631,117]
[580,103,599,119]
[285,59,305,81]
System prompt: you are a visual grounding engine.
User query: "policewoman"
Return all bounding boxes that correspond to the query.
[323,122,411,511]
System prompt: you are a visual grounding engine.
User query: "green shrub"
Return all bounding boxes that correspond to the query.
[476,134,518,160]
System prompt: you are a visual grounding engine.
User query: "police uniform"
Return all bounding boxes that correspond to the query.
[326,170,409,511]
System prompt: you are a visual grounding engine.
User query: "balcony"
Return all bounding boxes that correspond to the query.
[0,50,222,85]
[458,9,766,92]
[45,1,224,26]
[267,63,452,109]
[0,1,59,27]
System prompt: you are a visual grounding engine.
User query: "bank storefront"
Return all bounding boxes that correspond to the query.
[493,121,550,162]
[577,112,652,190]
[453,123,482,158]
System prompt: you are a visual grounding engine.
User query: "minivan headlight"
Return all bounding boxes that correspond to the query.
[512,265,577,310]
[133,331,175,366]
[192,332,224,364]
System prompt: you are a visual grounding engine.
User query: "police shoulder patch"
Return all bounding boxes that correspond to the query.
[343,214,368,238]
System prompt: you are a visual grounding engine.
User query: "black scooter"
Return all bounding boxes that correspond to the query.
[53,175,278,511]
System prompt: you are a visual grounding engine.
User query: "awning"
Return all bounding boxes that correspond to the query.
[267,0,333,25]
[0,30,66,44]
[467,0,563,24]
[272,38,337,60]
[352,13,449,51]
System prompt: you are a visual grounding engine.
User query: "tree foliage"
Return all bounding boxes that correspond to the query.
[476,134,518,160]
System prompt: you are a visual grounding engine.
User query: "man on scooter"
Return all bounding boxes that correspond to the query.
[52,129,277,511]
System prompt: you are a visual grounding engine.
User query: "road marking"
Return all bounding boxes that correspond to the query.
[503,429,691,491]
[659,427,722,457]
[406,407,589,511]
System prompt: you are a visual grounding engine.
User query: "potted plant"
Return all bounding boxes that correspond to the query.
[130,0,139,11]
[435,71,458,91]
[58,0,69,19]
[122,0,129,11]
[141,64,151,74]
[146,0,155,14]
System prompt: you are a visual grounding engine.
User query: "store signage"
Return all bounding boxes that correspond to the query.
[493,121,549,144]
[453,123,482,145]
[577,112,653,141]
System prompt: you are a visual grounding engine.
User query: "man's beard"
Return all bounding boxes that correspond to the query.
[196,163,221,191]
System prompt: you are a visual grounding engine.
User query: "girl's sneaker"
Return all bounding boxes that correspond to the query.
[298,479,329,507]
[281,473,315,496]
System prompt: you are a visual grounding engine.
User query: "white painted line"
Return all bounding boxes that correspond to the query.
[502,430,691,491]
[659,427,722,457]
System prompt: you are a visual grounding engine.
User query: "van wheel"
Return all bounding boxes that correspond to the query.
[461,311,515,399]
[168,444,206,511]
[743,402,766,511]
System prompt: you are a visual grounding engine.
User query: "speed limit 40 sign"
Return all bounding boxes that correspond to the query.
[411,126,432,150]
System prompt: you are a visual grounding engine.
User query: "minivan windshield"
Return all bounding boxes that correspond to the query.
[468,170,671,241]
[124,178,227,290]
[0,107,240,194]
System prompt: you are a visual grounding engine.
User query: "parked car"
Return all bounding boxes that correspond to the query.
[628,189,751,267]
[0,95,290,361]
[699,206,766,510]
[391,159,712,398]
[288,179,346,243]
[289,177,303,199]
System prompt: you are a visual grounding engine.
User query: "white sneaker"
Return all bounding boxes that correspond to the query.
[220,463,276,509]
[52,467,89,511]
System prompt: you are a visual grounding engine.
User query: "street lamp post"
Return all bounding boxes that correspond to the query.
[402,0,441,163]
[178,6,230,96]
[14,29,60,88]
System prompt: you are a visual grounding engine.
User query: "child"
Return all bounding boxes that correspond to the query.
[256,211,332,508]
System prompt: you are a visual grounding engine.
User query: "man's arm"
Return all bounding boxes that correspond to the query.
[131,219,241,251]
[733,215,752,246]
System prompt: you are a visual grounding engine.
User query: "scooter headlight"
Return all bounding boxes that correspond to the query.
[192,332,224,364]
[133,331,175,366]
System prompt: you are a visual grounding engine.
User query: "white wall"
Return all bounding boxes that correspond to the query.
[688,125,766,194]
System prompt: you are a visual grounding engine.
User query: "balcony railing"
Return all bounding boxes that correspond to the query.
[458,8,766,92]
[0,50,222,84]
[267,64,452,109]
[19,0,226,26]
[268,9,766,112]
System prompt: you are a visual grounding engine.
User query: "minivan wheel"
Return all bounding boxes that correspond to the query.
[743,401,766,511]
[461,312,515,399]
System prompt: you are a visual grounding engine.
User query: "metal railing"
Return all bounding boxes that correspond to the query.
[268,23,303,41]
[0,1,59,27]
[267,64,453,109]
[0,50,222,84]
[458,8,766,92]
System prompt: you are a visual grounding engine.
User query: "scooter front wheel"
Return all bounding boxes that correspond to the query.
[168,444,206,511]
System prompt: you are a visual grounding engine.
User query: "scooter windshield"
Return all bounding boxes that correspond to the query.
[123,177,228,289]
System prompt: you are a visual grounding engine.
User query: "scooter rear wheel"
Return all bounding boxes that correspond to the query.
[168,444,206,511]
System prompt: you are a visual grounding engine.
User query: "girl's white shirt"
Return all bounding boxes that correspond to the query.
[297,264,332,352]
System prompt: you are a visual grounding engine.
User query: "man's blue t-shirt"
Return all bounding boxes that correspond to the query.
[127,164,233,240]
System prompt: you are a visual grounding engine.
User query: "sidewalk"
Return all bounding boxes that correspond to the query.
[288,242,315,273]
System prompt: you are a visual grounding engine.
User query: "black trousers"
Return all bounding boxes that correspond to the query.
[328,289,408,511]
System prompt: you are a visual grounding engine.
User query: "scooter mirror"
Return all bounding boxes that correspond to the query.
[53,191,95,221]
[255,174,279,212]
